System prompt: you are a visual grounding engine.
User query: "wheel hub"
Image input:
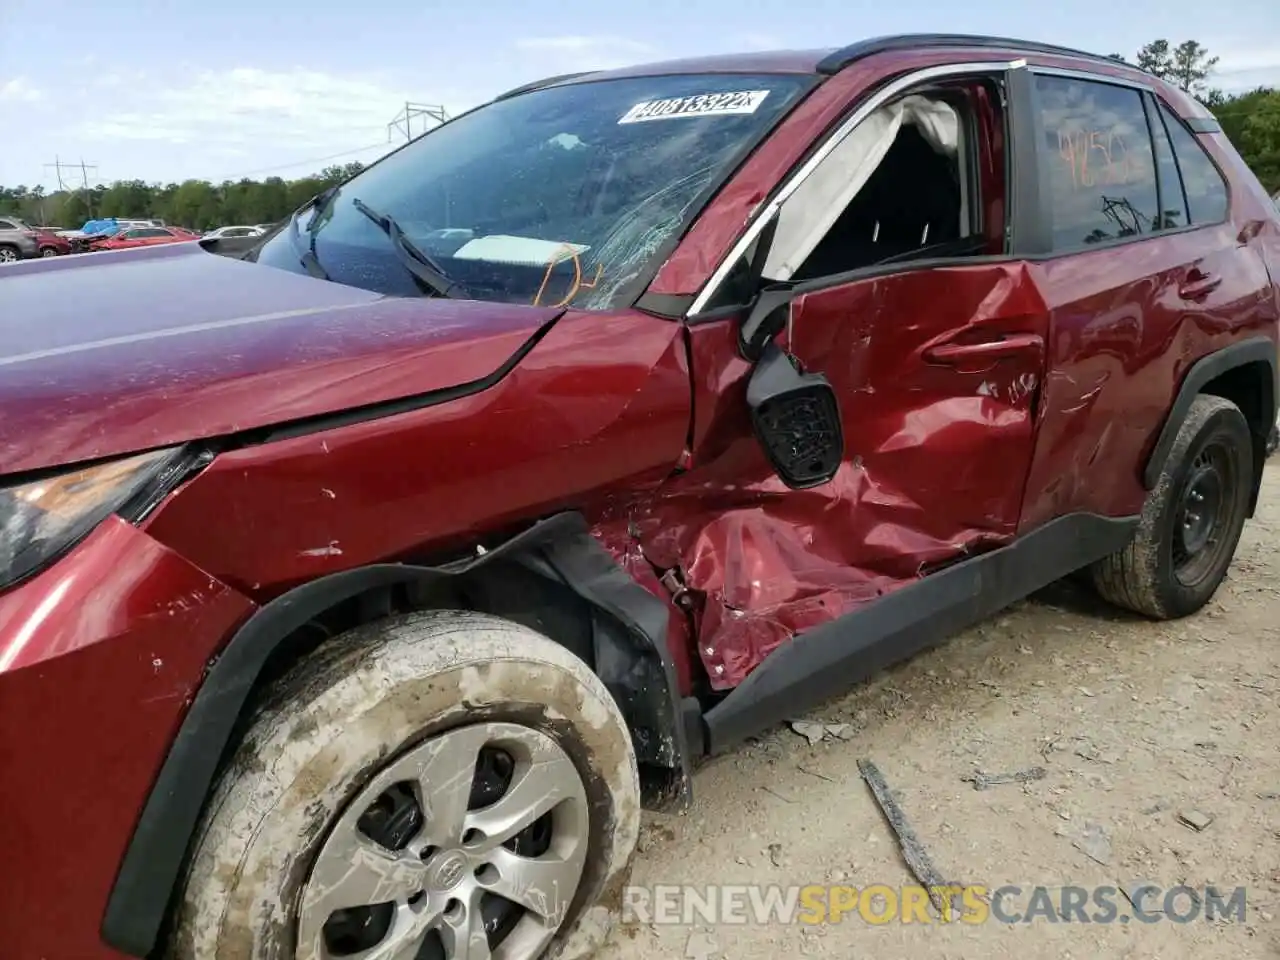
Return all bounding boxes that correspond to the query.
[1172,444,1234,586]
[429,851,469,892]
[296,722,590,960]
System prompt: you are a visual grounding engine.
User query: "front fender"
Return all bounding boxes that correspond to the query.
[101,511,690,959]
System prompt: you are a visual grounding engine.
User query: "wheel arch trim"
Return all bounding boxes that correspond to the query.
[1143,336,1278,492]
[100,511,690,958]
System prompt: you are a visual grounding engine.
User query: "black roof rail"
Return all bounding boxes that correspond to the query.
[815,33,1133,76]
[493,71,600,101]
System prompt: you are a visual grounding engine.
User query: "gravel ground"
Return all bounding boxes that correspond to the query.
[599,461,1280,960]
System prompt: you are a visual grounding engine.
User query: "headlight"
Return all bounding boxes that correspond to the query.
[0,447,182,591]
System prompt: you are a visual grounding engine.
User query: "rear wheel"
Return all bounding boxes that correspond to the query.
[1091,394,1253,618]
[172,611,640,960]
[0,245,19,263]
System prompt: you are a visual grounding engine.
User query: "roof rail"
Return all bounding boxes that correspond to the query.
[816,33,1130,76]
[493,71,600,101]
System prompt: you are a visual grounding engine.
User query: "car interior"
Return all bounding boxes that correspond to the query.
[759,81,1003,285]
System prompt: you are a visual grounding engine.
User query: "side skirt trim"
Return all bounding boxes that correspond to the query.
[703,512,1137,753]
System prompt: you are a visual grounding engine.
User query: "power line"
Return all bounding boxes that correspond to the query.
[210,141,393,182]
[201,100,452,182]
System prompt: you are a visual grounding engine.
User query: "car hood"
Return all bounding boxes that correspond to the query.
[0,243,563,475]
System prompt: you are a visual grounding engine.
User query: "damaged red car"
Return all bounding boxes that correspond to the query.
[1,33,1278,960]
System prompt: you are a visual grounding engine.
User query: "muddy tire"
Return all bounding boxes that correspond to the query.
[171,611,640,960]
[1090,395,1253,619]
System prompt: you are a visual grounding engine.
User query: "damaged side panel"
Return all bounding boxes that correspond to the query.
[601,262,1051,690]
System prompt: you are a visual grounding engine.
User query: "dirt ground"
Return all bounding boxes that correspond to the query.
[599,461,1280,960]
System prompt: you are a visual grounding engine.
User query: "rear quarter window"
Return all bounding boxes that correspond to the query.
[1157,104,1229,225]
[1034,75,1160,250]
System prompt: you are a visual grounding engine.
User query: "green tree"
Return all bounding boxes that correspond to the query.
[1169,40,1219,95]
[1136,39,1174,79]
[168,179,219,228]
[1108,39,1278,191]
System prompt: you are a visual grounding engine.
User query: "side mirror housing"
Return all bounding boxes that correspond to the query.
[737,284,793,361]
[746,341,844,489]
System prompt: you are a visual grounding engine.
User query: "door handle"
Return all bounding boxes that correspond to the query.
[1179,269,1222,301]
[922,332,1044,366]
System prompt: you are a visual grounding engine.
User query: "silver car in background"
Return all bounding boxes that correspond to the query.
[0,216,40,262]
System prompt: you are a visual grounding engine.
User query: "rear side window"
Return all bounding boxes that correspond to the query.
[1147,99,1189,230]
[0,220,15,230]
[1157,104,1229,224]
[1035,75,1160,249]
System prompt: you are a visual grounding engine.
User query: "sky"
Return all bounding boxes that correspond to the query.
[1,0,1278,191]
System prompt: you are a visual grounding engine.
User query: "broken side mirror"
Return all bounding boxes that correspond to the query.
[746,341,844,489]
[737,283,794,361]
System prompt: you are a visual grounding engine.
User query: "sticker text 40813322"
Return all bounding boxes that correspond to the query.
[618,90,771,124]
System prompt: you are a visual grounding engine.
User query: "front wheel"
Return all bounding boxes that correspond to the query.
[1090,394,1253,619]
[39,246,58,257]
[172,611,641,960]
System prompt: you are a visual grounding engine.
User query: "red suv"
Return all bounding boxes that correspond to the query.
[1,34,1277,960]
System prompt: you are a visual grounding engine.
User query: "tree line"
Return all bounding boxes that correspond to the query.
[1109,39,1280,191]
[0,161,367,231]
[2,37,1277,232]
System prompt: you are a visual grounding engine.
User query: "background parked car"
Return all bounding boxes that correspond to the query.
[33,229,71,257]
[94,225,199,250]
[203,224,266,240]
[0,215,40,261]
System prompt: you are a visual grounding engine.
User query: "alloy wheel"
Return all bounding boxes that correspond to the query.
[0,248,18,263]
[296,721,590,960]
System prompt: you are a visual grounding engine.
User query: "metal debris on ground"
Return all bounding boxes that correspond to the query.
[767,842,784,868]
[1071,822,1112,865]
[857,759,959,915]
[788,720,856,744]
[961,766,1047,790]
[1073,739,1121,764]
[1121,879,1164,911]
[683,930,719,960]
[1177,809,1215,832]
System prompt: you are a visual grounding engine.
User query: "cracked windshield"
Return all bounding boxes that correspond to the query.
[255,75,809,308]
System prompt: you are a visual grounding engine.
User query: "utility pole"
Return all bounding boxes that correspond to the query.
[387,102,450,142]
[42,157,98,217]
[43,155,68,192]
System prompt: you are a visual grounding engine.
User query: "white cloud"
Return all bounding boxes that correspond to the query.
[0,77,42,102]
[514,35,655,70]
[1204,40,1280,92]
[734,33,785,52]
[54,65,489,183]
[76,67,412,148]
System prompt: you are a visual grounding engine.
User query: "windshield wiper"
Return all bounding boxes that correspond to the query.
[288,186,337,280]
[351,197,459,298]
